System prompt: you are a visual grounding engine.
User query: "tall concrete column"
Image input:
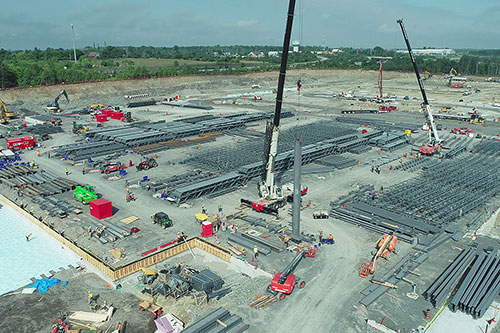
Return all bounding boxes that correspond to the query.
[292,131,301,240]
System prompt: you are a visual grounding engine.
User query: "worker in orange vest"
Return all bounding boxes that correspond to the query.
[328,234,335,245]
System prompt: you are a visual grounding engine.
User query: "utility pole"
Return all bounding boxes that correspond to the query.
[71,24,77,63]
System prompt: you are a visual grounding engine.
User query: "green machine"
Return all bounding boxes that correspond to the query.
[152,212,173,229]
[74,185,98,204]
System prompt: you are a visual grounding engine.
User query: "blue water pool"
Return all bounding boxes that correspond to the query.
[0,200,81,295]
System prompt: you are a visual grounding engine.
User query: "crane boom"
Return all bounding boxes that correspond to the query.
[278,250,305,284]
[260,0,296,199]
[378,60,383,98]
[397,19,441,146]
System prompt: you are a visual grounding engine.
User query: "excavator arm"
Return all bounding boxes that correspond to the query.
[47,90,69,112]
[54,90,69,106]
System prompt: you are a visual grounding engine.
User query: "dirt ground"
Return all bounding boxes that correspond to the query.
[0,271,152,333]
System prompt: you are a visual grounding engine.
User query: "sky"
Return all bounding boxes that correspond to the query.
[1,0,499,50]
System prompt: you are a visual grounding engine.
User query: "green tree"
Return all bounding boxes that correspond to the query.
[0,63,18,88]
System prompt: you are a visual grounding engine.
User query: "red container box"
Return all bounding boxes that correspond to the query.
[95,114,108,122]
[110,111,124,120]
[89,198,113,219]
[201,221,213,238]
[6,136,37,150]
[100,108,113,116]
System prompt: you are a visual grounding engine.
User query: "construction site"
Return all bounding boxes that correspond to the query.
[1,9,500,333]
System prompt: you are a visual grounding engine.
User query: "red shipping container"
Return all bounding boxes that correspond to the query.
[95,114,108,122]
[201,221,213,238]
[89,198,113,219]
[5,136,37,150]
[110,111,124,120]
[100,108,113,116]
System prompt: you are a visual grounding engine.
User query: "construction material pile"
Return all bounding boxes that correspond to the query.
[449,247,500,318]
[425,246,500,319]
[332,154,500,240]
[141,263,230,301]
[183,307,248,333]
[185,121,356,174]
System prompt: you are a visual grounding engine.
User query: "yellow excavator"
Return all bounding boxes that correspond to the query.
[0,99,16,124]
[422,71,432,80]
[0,99,15,124]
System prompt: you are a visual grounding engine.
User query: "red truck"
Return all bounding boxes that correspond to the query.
[5,136,37,150]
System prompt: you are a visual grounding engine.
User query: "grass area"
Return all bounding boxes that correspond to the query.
[127,58,215,67]
[123,58,264,69]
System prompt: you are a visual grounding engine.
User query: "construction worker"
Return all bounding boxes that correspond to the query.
[253,246,259,261]
[201,204,207,215]
[65,168,69,176]
[82,167,86,175]
[37,150,40,157]
[328,234,335,245]
[26,233,32,242]
[284,235,290,248]
[47,150,51,158]
[88,291,93,304]
[130,193,135,201]
[126,193,130,202]
[218,203,223,217]
[318,231,323,243]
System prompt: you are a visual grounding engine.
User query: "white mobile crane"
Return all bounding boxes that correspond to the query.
[240,0,307,214]
[397,19,442,156]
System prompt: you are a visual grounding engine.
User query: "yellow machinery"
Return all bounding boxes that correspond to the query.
[449,68,458,76]
[440,106,454,113]
[88,104,103,112]
[139,268,156,276]
[0,99,15,124]
[422,71,432,80]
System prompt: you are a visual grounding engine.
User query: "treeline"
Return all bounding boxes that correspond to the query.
[0,45,500,89]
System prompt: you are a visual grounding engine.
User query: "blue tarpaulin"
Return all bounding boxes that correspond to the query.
[27,278,61,293]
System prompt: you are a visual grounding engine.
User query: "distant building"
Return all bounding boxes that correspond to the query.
[268,51,279,57]
[88,52,99,59]
[248,51,264,58]
[396,48,455,56]
[292,40,300,52]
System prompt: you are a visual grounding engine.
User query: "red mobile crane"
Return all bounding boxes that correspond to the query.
[397,19,442,156]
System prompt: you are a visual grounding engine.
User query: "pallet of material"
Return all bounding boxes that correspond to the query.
[120,216,139,224]
[249,294,277,309]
